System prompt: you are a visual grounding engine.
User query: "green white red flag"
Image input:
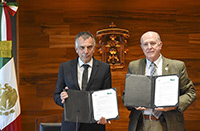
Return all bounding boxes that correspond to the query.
[0,2,22,131]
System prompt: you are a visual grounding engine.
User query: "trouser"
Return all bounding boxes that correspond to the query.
[136,115,168,131]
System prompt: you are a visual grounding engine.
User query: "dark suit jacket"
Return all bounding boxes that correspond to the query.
[54,57,112,131]
[122,56,196,131]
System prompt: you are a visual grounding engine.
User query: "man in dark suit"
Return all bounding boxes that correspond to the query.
[54,31,112,131]
[122,31,196,131]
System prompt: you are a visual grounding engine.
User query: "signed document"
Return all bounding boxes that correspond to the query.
[64,88,119,123]
[154,75,179,107]
[124,74,179,108]
[92,88,119,121]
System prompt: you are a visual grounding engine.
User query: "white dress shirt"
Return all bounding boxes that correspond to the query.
[77,58,93,90]
[145,55,162,76]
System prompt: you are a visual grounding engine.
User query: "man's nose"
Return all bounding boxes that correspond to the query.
[84,48,89,53]
[147,43,152,48]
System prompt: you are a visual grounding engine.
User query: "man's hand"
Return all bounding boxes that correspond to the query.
[155,107,177,112]
[135,107,147,110]
[60,87,68,103]
[135,106,177,112]
[97,117,111,125]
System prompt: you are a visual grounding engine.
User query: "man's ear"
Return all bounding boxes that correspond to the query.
[93,48,95,53]
[75,47,78,53]
[159,42,163,49]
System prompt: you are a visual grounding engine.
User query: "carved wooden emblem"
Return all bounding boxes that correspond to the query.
[96,22,130,70]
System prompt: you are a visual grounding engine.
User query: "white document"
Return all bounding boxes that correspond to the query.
[154,75,179,107]
[92,88,119,121]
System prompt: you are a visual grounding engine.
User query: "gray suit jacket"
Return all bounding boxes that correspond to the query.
[122,56,196,131]
[54,57,112,131]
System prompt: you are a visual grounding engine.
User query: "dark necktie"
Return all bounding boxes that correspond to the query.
[82,64,89,91]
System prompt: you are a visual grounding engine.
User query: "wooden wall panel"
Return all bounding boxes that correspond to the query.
[18,0,200,130]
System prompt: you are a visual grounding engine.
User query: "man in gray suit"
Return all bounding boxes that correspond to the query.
[54,31,112,131]
[122,31,196,131]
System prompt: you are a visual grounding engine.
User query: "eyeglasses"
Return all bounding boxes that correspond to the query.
[141,42,158,47]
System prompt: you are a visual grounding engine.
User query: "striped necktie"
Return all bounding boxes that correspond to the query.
[151,62,162,118]
[150,62,157,76]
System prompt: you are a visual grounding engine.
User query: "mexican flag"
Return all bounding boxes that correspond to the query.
[0,2,22,131]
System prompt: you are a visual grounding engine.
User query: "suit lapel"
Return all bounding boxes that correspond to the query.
[140,58,146,75]
[162,57,170,75]
[86,58,98,90]
[70,58,80,90]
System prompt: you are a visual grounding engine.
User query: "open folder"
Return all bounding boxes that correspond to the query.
[124,74,179,108]
[64,88,119,123]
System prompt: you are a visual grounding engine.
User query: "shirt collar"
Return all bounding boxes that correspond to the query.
[78,57,93,68]
[146,54,162,68]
